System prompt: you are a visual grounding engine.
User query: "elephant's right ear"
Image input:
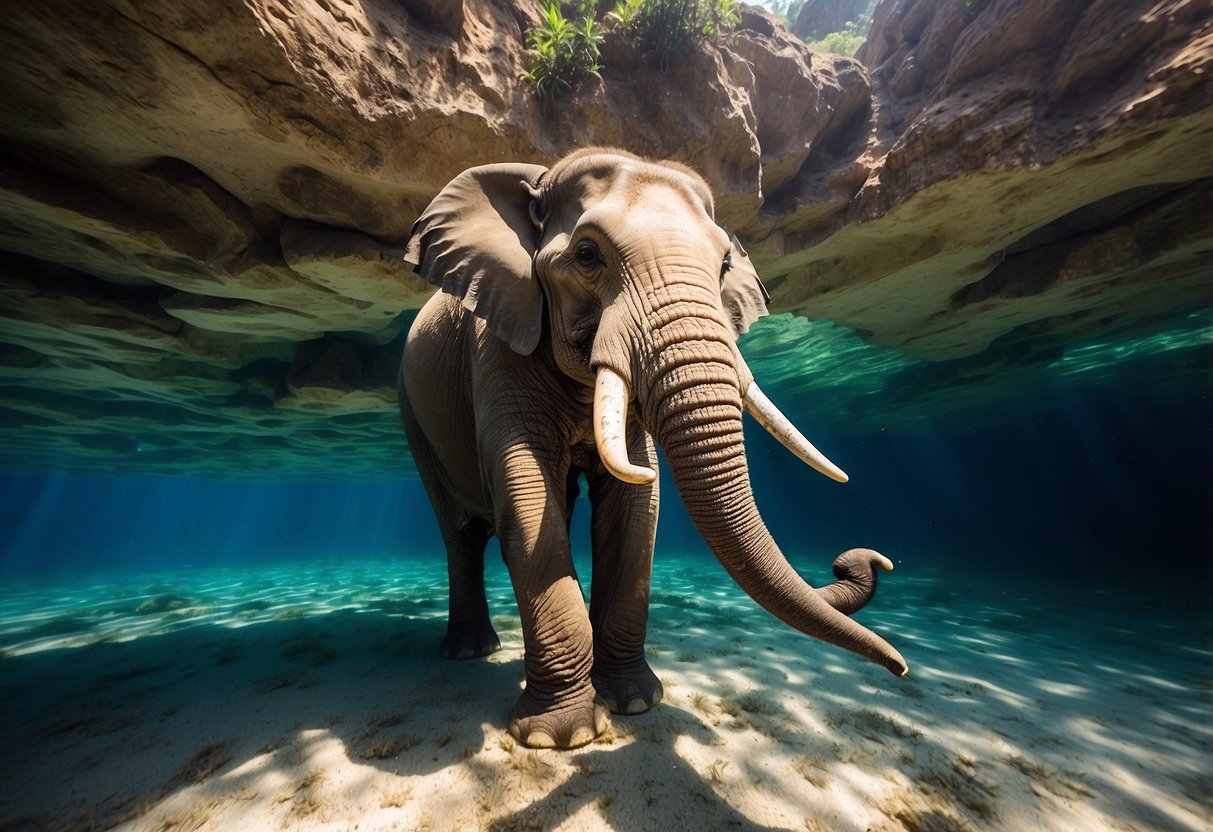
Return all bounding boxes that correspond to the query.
[721,234,770,338]
[404,163,549,355]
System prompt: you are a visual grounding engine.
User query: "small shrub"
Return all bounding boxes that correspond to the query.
[607,0,739,70]
[521,2,603,99]
[523,0,741,94]
[801,0,880,58]
[804,26,865,57]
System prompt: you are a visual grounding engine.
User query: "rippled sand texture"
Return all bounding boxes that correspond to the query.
[0,554,1208,832]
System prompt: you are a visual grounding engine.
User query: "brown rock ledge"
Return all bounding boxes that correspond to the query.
[0,0,1208,476]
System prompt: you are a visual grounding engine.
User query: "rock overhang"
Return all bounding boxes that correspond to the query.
[0,0,1208,477]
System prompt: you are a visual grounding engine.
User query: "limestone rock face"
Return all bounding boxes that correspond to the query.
[0,0,1208,476]
[794,0,1213,366]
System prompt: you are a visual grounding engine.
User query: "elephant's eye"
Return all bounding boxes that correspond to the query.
[574,240,603,271]
[720,254,732,285]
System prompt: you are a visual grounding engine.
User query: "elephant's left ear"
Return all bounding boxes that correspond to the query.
[405,163,549,355]
[721,234,770,338]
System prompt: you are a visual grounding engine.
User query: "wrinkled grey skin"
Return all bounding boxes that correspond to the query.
[398,148,907,749]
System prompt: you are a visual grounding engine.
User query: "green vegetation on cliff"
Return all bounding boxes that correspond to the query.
[607,0,740,68]
[520,3,604,99]
[800,0,877,56]
[522,0,740,95]
[803,24,864,56]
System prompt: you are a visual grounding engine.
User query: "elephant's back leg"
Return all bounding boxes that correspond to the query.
[400,391,501,658]
[399,295,490,513]
[438,517,500,658]
[398,303,500,658]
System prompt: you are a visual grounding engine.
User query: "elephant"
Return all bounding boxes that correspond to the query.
[398,147,908,749]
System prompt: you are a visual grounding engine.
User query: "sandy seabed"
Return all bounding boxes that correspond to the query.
[0,552,1209,832]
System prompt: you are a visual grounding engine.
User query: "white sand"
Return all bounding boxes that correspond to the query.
[0,555,1209,832]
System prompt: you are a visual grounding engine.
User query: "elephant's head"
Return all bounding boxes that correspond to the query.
[405,148,908,677]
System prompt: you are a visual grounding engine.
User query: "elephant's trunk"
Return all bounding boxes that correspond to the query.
[598,301,908,676]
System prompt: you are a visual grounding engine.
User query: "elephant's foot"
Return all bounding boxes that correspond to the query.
[592,659,663,715]
[509,685,610,749]
[440,619,500,659]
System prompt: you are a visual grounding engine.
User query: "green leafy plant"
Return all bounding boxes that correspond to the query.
[523,0,740,94]
[804,20,866,56]
[520,2,604,99]
[798,0,878,56]
[703,0,741,35]
[605,0,645,30]
[605,0,739,70]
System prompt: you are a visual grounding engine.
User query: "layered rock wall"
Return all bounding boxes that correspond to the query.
[0,0,1208,476]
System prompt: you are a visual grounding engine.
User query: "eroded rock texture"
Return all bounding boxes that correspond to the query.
[763,0,1213,362]
[0,0,1209,476]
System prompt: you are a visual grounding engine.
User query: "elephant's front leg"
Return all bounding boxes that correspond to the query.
[492,445,609,749]
[587,426,663,715]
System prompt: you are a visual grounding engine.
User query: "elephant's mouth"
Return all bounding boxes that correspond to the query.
[569,318,598,362]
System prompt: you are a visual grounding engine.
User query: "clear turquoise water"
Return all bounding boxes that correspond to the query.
[0,316,1210,830]
[0,550,1209,830]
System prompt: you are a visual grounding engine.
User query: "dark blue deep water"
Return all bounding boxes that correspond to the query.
[3,371,1208,595]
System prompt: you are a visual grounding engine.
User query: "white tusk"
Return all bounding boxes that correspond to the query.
[594,367,657,485]
[743,381,849,483]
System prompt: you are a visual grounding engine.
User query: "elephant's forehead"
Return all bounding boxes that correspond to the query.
[576,190,724,256]
[562,156,713,218]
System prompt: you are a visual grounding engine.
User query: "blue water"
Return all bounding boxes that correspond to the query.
[3,387,1208,594]
[0,335,1210,831]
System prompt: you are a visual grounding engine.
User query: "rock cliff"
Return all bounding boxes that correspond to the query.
[0,0,1208,476]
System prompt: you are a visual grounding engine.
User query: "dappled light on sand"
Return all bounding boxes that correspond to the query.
[1,553,1208,831]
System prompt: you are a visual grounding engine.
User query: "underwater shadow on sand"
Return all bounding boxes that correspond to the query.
[0,558,1210,831]
[620,559,1213,831]
[0,604,525,830]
